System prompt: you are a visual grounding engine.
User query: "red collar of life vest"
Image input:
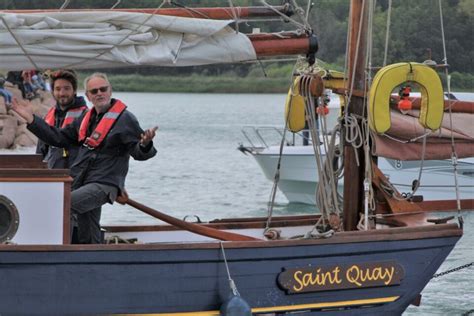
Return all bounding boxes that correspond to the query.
[78,100,127,149]
[44,105,88,128]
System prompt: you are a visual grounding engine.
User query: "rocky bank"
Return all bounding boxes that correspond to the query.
[0,82,54,149]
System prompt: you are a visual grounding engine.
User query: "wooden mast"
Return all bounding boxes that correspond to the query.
[343,0,369,231]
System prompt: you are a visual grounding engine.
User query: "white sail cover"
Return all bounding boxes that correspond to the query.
[0,11,257,70]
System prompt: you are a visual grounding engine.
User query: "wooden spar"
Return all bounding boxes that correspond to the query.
[250,35,318,57]
[4,5,293,19]
[125,198,260,242]
[343,0,369,231]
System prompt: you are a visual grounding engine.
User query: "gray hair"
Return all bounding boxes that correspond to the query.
[83,72,110,90]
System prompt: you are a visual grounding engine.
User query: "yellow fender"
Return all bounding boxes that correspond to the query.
[369,62,444,134]
[285,77,306,132]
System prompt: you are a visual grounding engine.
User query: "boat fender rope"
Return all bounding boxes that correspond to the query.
[219,243,251,316]
[220,243,239,295]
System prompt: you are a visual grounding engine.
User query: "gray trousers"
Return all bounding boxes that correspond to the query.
[71,183,118,244]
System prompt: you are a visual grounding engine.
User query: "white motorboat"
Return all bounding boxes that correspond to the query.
[239,127,474,205]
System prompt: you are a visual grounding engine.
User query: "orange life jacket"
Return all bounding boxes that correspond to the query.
[44,106,88,128]
[78,100,127,149]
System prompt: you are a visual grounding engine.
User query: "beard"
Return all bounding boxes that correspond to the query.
[56,95,75,108]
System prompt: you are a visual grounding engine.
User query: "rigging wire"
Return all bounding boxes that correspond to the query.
[169,1,211,19]
[305,0,313,22]
[382,0,392,66]
[227,0,241,33]
[110,0,121,9]
[438,0,463,225]
[59,0,70,10]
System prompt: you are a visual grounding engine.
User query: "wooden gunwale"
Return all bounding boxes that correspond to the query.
[0,154,46,168]
[0,168,71,179]
[0,223,461,251]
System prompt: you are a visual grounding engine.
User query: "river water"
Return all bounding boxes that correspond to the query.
[5,92,473,315]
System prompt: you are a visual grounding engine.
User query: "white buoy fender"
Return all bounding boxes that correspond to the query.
[368,62,444,134]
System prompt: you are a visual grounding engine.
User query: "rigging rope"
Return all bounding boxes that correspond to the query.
[264,58,305,233]
[438,0,463,224]
[299,74,344,233]
[382,0,392,66]
[260,0,311,32]
[378,135,428,201]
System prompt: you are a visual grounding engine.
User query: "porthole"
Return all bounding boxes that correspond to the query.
[0,195,20,243]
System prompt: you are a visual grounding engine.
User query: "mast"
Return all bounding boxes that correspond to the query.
[343,0,369,231]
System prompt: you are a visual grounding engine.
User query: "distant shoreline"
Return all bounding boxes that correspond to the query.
[77,73,473,94]
[77,74,290,94]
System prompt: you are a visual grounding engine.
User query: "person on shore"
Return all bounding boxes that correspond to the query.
[12,72,158,244]
[37,69,88,169]
[0,76,13,107]
[22,70,36,99]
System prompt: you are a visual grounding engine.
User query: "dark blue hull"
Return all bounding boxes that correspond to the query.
[0,224,461,315]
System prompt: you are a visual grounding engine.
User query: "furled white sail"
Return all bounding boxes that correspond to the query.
[0,11,257,70]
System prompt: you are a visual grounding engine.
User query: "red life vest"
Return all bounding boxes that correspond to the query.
[44,106,88,128]
[78,100,127,149]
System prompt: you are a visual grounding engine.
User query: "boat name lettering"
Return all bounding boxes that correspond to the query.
[277,261,404,294]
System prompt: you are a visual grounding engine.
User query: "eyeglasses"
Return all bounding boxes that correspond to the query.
[88,86,109,95]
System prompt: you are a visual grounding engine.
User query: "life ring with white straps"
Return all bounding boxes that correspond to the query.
[368,62,444,134]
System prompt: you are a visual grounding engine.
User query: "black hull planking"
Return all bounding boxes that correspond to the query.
[0,225,461,315]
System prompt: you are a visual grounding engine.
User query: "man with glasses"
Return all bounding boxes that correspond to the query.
[37,69,88,169]
[12,72,158,244]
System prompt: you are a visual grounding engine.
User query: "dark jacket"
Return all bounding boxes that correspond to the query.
[28,98,157,191]
[36,96,88,169]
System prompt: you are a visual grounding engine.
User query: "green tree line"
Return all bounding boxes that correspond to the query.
[4,0,473,91]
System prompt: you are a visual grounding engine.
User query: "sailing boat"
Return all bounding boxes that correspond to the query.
[0,2,469,314]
